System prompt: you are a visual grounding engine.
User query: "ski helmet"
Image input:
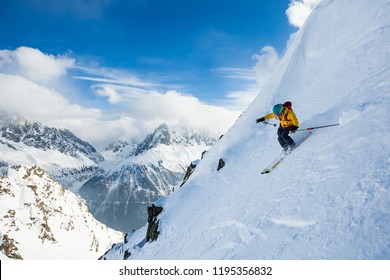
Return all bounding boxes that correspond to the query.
[273,104,284,116]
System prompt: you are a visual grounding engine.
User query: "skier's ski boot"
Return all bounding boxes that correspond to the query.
[287,143,296,153]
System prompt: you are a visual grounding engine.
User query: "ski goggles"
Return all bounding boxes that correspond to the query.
[276,107,285,116]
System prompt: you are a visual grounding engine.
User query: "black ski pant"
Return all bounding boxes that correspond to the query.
[277,126,295,148]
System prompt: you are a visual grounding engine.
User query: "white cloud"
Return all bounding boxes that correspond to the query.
[252,46,280,87]
[77,66,241,138]
[73,66,157,88]
[224,88,259,111]
[215,46,281,111]
[0,74,94,119]
[0,46,239,147]
[213,67,256,81]
[0,73,143,147]
[127,90,240,137]
[0,46,74,84]
[93,84,123,104]
[0,73,102,132]
[286,0,322,28]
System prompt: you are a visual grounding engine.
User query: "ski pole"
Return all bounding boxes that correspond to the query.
[297,123,339,131]
[264,121,277,127]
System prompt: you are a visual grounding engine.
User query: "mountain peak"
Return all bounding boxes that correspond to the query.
[132,123,216,157]
[131,124,170,156]
[80,123,216,232]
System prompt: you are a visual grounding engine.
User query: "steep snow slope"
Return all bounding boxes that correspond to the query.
[103,0,390,259]
[0,165,122,259]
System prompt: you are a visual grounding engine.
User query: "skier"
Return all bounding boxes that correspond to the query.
[256,102,299,152]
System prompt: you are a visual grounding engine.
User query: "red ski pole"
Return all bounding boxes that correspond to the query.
[297,123,339,131]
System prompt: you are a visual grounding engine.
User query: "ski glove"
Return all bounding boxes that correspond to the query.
[290,126,298,133]
[256,117,265,123]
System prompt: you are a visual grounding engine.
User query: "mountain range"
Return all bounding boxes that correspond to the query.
[0,112,104,190]
[0,112,216,237]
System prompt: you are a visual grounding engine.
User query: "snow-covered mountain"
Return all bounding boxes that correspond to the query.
[0,165,122,259]
[101,0,390,260]
[0,112,104,191]
[0,111,216,233]
[0,111,103,164]
[0,114,104,163]
[79,124,216,232]
[0,114,214,259]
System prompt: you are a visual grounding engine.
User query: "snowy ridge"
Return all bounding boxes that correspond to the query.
[0,165,122,259]
[102,0,390,260]
[0,112,104,191]
[0,112,103,164]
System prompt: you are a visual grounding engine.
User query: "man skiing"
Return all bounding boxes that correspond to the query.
[256,102,299,152]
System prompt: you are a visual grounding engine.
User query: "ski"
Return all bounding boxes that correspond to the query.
[261,152,288,174]
[261,131,312,174]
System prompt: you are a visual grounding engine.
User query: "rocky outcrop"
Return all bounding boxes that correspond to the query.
[0,165,122,259]
[146,204,163,242]
[0,234,23,259]
[180,161,198,187]
[217,158,225,171]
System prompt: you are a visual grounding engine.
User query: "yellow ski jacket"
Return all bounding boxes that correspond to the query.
[264,108,299,129]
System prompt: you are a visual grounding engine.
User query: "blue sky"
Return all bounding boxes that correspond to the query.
[0,0,319,146]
